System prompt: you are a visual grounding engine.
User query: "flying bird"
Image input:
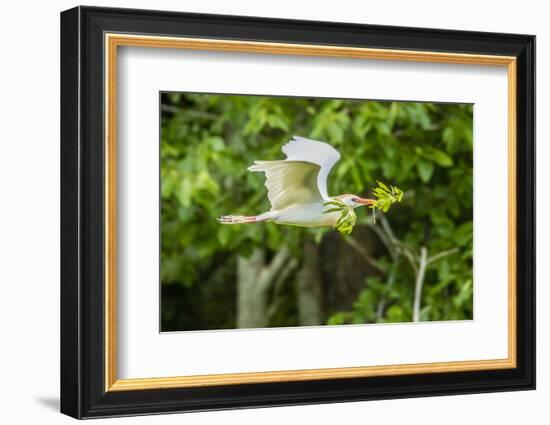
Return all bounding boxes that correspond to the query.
[218,136,375,228]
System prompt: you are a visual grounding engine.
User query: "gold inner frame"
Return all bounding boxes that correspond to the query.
[104,33,517,392]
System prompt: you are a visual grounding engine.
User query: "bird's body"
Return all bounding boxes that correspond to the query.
[269,202,340,228]
[218,136,374,228]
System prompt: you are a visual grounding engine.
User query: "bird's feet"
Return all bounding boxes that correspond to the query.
[217,215,257,224]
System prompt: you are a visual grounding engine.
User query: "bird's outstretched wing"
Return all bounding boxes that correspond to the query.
[282,136,341,199]
[248,160,322,211]
[248,136,341,211]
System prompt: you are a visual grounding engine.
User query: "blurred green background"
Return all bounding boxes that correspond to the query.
[160,92,473,332]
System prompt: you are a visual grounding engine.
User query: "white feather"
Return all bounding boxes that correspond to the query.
[248,160,322,211]
[281,136,340,199]
[248,136,341,212]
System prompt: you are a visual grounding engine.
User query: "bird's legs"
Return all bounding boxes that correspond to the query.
[218,215,257,224]
[218,212,274,225]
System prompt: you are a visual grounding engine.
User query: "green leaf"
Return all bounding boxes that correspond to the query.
[426,147,453,167]
[370,181,404,215]
[217,225,231,246]
[176,179,193,207]
[205,136,225,151]
[324,200,357,235]
[454,221,473,246]
[327,312,348,326]
[386,305,405,322]
[267,115,289,131]
[417,161,434,182]
[376,180,390,191]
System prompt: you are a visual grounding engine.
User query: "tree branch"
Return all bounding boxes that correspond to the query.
[394,241,418,274]
[366,215,460,323]
[376,255,401,320]
[343,236,386,274]
[267,257,299,320]
[412,246,428,322]
[427,247,459,265]
[367,222,395,260]
[255,246,291,293]
[266,245,292,277]
[379,214,396,242]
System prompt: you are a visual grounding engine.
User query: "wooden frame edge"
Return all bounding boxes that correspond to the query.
[105,32,118,390]
[108,358,516,391]
[104,33,518,392]
[507,59,518,369]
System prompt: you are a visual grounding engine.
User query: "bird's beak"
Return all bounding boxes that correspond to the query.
[356,197,376,206]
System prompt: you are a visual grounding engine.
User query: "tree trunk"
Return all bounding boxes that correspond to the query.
[236,246,293,328]
[237,249,268,328]
[296,239,323,326]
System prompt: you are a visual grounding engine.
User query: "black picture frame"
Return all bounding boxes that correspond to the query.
[61,5,535,419]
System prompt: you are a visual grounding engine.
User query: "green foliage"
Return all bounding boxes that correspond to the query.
[160,93,473,330]
[324,181,403,234]
[370,181,404,224]
[372,181,404,213]
[323,199,357,235]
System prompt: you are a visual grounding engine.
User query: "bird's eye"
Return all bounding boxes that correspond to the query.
[352,197,360,203]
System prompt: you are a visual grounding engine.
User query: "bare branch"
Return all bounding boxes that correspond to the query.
[265,245,291,277]
[413,246,428,322]
[376,255,401,320]
[395,241,418,274]
[343,236,386,274]
[257,245,291,292]
[367,215,401,262]
[275,257,298,290]
[427,247,459,265]
[267,257,299,320]
[379,214,396,242]
[369,215,418,274]
[366,222,394,260]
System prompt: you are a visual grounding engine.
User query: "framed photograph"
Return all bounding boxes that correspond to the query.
[60,6,535,419]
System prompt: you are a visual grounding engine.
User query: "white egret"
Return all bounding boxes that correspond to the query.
[218,136,375,229]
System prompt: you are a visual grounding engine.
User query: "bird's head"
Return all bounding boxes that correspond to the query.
[334,194,375,209]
